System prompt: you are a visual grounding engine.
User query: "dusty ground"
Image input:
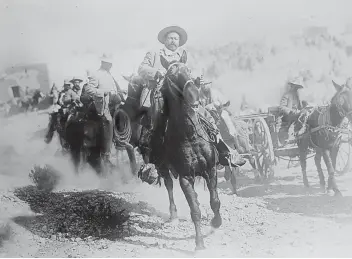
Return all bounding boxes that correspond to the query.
[1,111,352,258]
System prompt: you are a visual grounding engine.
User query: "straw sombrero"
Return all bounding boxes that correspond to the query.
[288,76,305,88]
[100,53,113,63]
[70,77,83,84]
[158,25,188,46]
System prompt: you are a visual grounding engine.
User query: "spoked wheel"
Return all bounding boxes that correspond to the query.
[336,119,352,174]
[252,117,275,179]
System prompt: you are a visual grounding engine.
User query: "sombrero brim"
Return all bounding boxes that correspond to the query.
[70,79,83,83]
[101,58,113,63]
[158,26,188,46]
[289,83,304,88]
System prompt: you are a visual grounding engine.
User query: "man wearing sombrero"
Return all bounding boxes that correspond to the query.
[137,25,246,171]
[70,77,83,95]
[45,79,80,144]
[138,25,188,108]
[278,75,305,145]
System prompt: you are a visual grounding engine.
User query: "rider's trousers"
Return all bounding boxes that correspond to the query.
[100,109,113,156]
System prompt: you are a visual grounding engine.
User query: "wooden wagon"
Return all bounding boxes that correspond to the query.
[232,106,352,178]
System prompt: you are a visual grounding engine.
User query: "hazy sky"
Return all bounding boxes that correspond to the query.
[0,0,351,70]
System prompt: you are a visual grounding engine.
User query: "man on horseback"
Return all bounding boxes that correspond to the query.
[196,74,245,154]
[49,83,59,105]
[80,54,124,165]
[138,25,245,169]
[70,77,83,96]
[278,76,305,145]
[45,79,81,144]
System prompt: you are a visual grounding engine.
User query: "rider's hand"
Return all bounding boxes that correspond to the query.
[154,71,163,81]
[291,109,300,116]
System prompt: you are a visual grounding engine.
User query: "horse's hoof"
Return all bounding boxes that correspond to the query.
[254,177,261,184]
[326,189,334,196]
[195,242,206,251]
[165,217,179,226]
[211,216,222,229]
[334,191,343,197]
[229,190,238,196]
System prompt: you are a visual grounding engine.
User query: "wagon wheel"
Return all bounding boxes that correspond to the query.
[336,119,352,174]
[252,117,276,179]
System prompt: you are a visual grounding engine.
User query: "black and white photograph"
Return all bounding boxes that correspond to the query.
[0,0,352,257]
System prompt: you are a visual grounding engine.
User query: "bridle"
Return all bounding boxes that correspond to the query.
[164,62,199,109]
[333,86,352,121]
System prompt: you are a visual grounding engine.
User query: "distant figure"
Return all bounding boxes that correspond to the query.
[80,54,124,166]
[278,76,305,145]
[50,83,59,105]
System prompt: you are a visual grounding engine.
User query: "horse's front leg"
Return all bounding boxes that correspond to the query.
[298,138,309,187]
[205,167,222,228]
[314,150,325,190]
[179,176,205,250]
[70,148,81,175]
[125,143,138,175]
[322,149,342,196]
[163,170,177,221]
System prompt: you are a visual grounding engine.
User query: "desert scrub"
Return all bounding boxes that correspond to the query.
[14,186,131,240]
[29,164,60,192]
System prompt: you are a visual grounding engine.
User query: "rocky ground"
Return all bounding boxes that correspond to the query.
[1,111,352,257]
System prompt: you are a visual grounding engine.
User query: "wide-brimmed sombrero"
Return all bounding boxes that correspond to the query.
[288,76,305,88]
[100,53,113,63]
[158,25,188,46]
[70,77,83,84]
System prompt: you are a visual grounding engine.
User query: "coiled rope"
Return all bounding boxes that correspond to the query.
[113,108,132,147]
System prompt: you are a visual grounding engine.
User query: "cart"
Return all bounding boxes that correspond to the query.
[233,106,352,178]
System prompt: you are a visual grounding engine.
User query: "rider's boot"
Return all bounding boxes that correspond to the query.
[215,134,246,168]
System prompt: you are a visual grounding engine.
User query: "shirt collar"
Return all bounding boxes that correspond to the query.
[162,47,183,57]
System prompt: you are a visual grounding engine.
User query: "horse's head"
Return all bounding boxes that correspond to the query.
[205,101,231,124]
[331,84,352,122]
[160,55,199,107]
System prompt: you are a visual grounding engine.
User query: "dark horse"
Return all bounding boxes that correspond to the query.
[296,83,352,196]
[147,57,223,250]
[64,93,138,176]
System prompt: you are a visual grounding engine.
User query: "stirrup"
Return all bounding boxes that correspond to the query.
[223,152,246,168]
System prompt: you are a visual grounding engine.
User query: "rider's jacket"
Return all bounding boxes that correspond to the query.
[138,47,188,81]
[279,90,302,124]
[58,89,80,107]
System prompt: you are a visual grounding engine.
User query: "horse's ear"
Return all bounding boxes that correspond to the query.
[224,100,231,108]
[332,80,343,92]
[180,50,187,64]
[160,55,170,70]
[122,75,132,82]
